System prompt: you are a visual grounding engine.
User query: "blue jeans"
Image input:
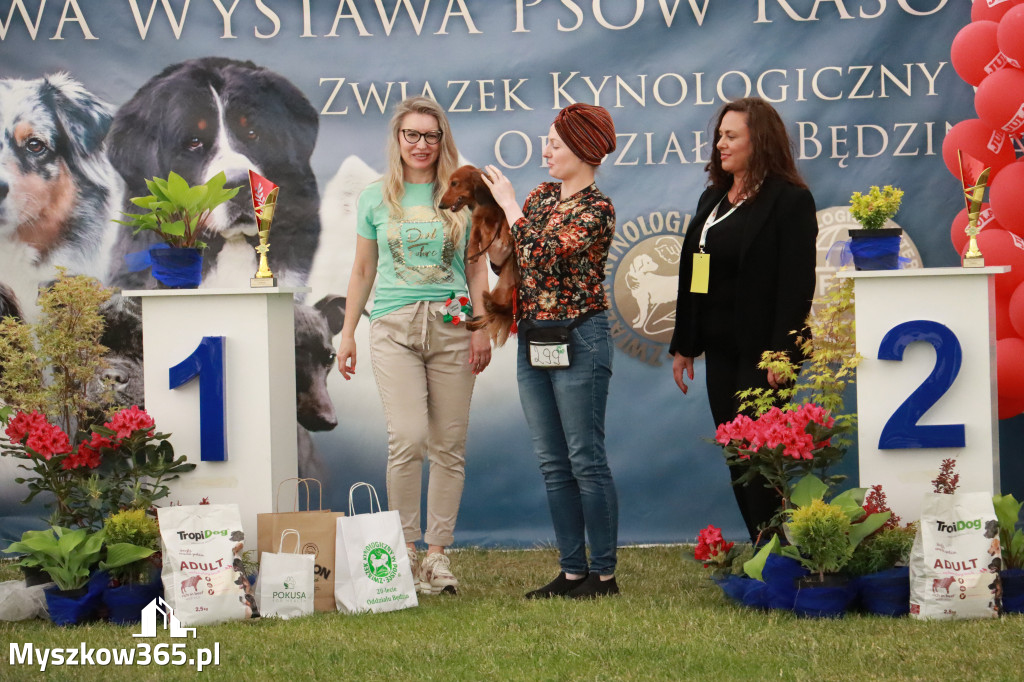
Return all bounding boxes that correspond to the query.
[517,312,618,576]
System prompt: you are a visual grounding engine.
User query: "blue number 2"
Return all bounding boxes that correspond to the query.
[877,320,965,450]
[169,336,227,462]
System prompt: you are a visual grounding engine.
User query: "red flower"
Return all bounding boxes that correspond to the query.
[694,524,735,566]
[24,422,72,460]
[4,411,49,444]
[105,405,155,439]
[62,432,110,470]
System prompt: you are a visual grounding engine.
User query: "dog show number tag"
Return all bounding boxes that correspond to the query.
[529,341,570,368]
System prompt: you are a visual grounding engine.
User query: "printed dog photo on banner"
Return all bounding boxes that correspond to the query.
[0,73,122,321]
[104,57,322,290]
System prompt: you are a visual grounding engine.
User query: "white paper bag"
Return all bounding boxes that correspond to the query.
[334,483,418,614]
[909,492,1001,620]
[157,504,254,626]
[256,529,315,620]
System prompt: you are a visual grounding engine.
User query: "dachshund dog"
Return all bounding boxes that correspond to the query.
[439,165,519,346]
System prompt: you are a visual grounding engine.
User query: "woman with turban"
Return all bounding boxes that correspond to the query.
[482,103,620,599]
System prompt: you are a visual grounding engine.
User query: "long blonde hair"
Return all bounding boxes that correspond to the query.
[382,96,466,245]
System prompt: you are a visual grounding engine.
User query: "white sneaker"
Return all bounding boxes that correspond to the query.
[418,552,459,595]
[407,548,427,593]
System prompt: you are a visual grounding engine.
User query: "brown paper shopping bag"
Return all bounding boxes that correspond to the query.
[257,478,344,612]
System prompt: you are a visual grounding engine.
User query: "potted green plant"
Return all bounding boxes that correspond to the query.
[992,492,1024,614]
[781,475,891,618]
[847,184,905,270]
[116,170,240,288]
[844,485,916,616]
[100,509,162,624]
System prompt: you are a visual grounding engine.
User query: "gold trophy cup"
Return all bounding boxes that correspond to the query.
[958,149,991,269]
[249,170,279,287]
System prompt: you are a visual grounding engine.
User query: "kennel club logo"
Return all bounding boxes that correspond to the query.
[608,211,687,367]
[362,542,398,584]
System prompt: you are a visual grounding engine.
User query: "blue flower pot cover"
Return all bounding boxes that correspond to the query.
[1001,568,1024,614]
[44,571,108,626]
[792,578,854,619]
[849,233,900,271]
[103,580,163,625]
[712,574,759,604]
[856,567,910,617]
[762,554,809,611]
[150,246,202,288]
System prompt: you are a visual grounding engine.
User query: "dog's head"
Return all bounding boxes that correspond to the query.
[439,165,494,213]
[985,519,1000,539]
[86,293,144,410]
[107,57,319,242]
[295,295,347,431]
[0,282,22,321]
[0,73,116,253]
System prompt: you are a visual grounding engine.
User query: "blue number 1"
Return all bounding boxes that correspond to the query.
[169,336,227,462]
[876,320,965,450]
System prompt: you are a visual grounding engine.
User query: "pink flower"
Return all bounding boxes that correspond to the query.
[105,405,155,439]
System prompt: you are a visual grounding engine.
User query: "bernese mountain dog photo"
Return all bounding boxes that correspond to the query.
[104,57,322,290]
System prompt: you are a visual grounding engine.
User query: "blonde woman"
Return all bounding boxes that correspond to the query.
[337,96,491,594]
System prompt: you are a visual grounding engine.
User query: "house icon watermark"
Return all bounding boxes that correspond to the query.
[133,596,196,639]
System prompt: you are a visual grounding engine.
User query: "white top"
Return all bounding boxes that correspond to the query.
[122,286,311,298]
[835,266,1009,280]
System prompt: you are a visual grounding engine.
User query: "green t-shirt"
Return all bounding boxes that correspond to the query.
[357,181,468,320]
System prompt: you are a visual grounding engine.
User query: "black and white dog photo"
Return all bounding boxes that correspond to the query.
[0,73,122,316]
[104,57,321,289]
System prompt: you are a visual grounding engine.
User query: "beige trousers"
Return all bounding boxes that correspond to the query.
[369,301,476,547]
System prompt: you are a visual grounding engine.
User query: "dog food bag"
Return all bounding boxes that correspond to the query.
[157,504,258,626]
[909,492,1001,620]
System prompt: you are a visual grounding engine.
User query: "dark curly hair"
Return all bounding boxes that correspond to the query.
[706,97,806,200]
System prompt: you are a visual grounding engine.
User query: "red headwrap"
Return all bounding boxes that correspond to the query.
[553,103,616,166]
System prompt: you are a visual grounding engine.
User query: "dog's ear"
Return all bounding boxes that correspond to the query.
[472,169,494,207]
[313,294,350,336]
[43,73,115,161]
[0,283,23,322]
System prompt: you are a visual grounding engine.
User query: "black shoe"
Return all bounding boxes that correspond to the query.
[567,573,619,599]
[525,572,588,599]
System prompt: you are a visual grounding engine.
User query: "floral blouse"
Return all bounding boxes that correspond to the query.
[511,182,615,321]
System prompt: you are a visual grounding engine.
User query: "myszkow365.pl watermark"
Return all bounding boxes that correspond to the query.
[8,596,220,672]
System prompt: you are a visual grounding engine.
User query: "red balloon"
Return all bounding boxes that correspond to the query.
[975,67,1024,133]
[973,0,1024,22]
[976,229,1024,299]
[1009,281,1024,338]
[990,161,1024,235]
[952,21,1001,86]
[997,336,1024,406]
[996,291,1016,339]
[941,119,1016,179]
[952,204,1004,253]
[998,5,1024,64]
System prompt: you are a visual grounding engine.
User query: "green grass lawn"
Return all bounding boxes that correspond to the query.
[2,546,1022,681]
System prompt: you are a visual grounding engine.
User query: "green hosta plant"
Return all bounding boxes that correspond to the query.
[117,171,240,249]
[849,184,904,230]
[3,526,156,591]
[993,493,1024,570]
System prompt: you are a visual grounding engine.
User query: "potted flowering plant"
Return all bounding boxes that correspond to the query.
[715,402,847,540]
[116,170,240,287]
[848,184,904,270]
[844,484,916,616]
[1,405,195,529]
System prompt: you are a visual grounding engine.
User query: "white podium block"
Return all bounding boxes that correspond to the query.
[124,286,309,548]
[838,267,1004,523]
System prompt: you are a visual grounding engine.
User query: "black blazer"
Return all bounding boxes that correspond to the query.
[669,175,817,363]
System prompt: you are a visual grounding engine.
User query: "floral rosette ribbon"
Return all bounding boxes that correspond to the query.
[442,292,471,326]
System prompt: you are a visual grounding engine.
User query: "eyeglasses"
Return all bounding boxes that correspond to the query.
[401,129,443,145]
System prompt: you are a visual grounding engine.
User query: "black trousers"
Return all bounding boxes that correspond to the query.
[705,346,784,545]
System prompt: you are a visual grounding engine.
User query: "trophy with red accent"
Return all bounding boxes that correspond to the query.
[249,170,279,287]
[958,149,990,268]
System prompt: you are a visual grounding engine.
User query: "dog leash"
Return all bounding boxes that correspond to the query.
[467,227,502,263]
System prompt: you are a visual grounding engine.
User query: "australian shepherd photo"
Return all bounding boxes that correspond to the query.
[0,73,121,308]
[104,57,322,289]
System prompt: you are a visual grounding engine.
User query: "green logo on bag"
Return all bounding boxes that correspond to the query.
[362,542,398,583]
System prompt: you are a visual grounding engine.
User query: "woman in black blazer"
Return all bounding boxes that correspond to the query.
[669,97,817,545]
